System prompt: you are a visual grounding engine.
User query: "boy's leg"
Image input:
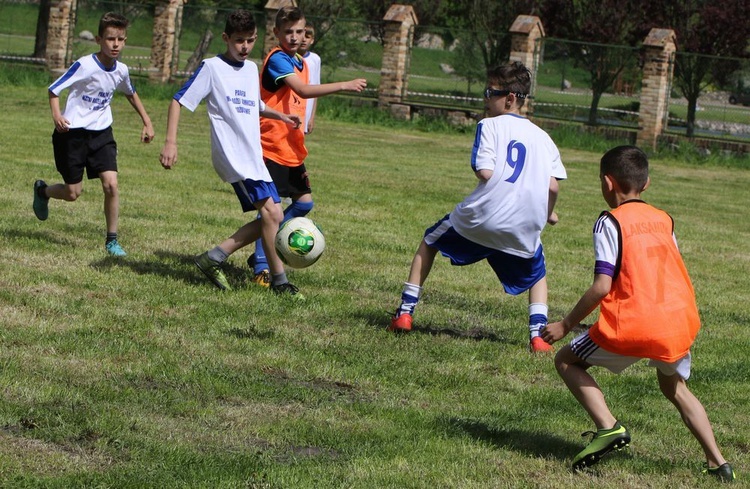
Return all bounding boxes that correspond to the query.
[389,239,438,332]
[252,193,314,277]
[256,198,302,297]
[556,345,630,470]
[99,171,126,256]
[656,370,732,478]
[528,277,552,352]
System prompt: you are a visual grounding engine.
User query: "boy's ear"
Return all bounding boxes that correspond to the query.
[603,174,616,192]
[642,176,651,191]
[221,32,228,43]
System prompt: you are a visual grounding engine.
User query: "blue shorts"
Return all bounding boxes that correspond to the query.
[231,179,281,213]
[424,215,546,296]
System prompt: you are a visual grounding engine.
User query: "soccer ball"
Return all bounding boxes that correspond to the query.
[274,217,325,269]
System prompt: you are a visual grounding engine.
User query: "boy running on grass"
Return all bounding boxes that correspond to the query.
[159,9,301,296]
[248,6,367,286]
[33,12,154,257]
[541,146,735,482]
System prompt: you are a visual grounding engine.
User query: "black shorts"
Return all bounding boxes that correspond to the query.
[52,127,118,184]
[265,158,311,198]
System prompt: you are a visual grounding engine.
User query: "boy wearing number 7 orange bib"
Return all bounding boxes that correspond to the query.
[389,61,566,353]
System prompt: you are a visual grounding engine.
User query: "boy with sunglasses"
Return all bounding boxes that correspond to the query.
[389,61,566,353]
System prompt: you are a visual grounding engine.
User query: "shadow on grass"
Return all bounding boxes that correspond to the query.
[358,309,512,343]
[443,416,580,460]
[89,249,253,288]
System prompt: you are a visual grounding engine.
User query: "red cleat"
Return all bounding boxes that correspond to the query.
[388,313,412,332]
[530,336,553,353]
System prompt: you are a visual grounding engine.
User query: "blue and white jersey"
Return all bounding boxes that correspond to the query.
[174,55,270,184]
[450,114,566,258]
[302,51,321,133]
[49,53,135,131]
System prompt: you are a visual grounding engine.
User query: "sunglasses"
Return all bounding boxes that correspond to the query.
[483,88,528,99]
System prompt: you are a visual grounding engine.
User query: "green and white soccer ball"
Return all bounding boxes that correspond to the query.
[274,217,326,269]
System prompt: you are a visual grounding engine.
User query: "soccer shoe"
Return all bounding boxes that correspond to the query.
[271,282,304,299]
[33,180,49,221]
[194,252,231,291]
[529,336,554,353]
[105,239,127,257]
[252,269,271,288]
[388,312,412,332]
[703,462,735,483]
[572,422,631,471]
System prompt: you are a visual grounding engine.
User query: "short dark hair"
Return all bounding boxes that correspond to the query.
[600,145,649,193]
[275,6,304,29]
[98,12,129,37]
[225,9,257,37]
[486,61,532,107]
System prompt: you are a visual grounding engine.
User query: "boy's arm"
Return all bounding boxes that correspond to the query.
[125,92,155,143]
[49,91,70,133]
[548,176,560,225]
[475,169,493,182]
[542,273,612,344]
[260,106,301,129]
[306,100,317,135]
[159,99,183,170]
[284,75,366,99]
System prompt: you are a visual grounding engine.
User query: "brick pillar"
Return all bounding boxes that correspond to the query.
[637,29,676,150]
[378,4,418,119]
[150,0,184,83]
[509,15,545,116]
[263,0,297,59]
[46,0,77,75]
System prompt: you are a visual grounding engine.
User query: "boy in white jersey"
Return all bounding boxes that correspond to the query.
[390,62,567,353]
[299,22,321,135]
[159,9,302,296]
[33,12,154,257]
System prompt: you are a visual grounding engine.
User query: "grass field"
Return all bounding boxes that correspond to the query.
[1,77,749,488]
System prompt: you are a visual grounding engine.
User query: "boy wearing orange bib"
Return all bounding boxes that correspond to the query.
[542,146,734,482]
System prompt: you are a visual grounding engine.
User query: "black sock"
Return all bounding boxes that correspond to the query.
[106,232,117,244]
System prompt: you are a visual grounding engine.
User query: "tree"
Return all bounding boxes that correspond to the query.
[33,0,52,59]
[641,0,749,137]
[541,0,642,125]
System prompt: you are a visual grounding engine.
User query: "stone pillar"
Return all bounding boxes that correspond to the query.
[637,29,676,150]
[509,15,545,116]
[378,4,418,119]
[46,0,77,75]
[150,0,184,83]
[263,0,297,59]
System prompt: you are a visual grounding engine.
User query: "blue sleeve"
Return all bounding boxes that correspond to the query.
[266,51,296,85]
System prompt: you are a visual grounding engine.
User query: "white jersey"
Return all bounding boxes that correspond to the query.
[174,55,271,184]
[450,113,566,257]
[302,51,321,133]
[48,53,135,131]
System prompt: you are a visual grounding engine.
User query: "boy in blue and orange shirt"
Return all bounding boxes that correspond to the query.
[542,146,734,482]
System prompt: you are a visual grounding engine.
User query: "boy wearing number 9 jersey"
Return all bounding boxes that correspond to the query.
[389,61,566,353]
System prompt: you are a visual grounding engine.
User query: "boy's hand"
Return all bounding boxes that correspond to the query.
[53,115,70,133]
[283,114,302,130]
[159,142,178,169]
[344,78,367,92]
[547,211,559,225]
[141,123,155,143]
[541,321,567,344]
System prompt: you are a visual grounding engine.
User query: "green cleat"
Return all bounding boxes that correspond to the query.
[703,462,735,483]
[105,239,127,257]
[33,180,49,221]
[271,281,303,299]
[572,422,630,471]
[194,252,231,291]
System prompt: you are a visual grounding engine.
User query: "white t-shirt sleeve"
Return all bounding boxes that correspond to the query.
[470,121,497,172]
[593,213,619,277]
[174,62,212,112]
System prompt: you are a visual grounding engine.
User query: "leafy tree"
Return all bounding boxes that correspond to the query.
[33,0,52,58]
[541,0,642,125]
[641,0,749,137]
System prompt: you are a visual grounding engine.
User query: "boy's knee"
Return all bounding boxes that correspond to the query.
[553,345,579,375]
[101,181,118,196]
[63,187,82,201]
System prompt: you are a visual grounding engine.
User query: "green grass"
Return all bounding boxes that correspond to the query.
[1,71,750,488]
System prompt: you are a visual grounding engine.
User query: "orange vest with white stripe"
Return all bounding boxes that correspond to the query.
[588,201,700,362]
[260,47,308,167]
